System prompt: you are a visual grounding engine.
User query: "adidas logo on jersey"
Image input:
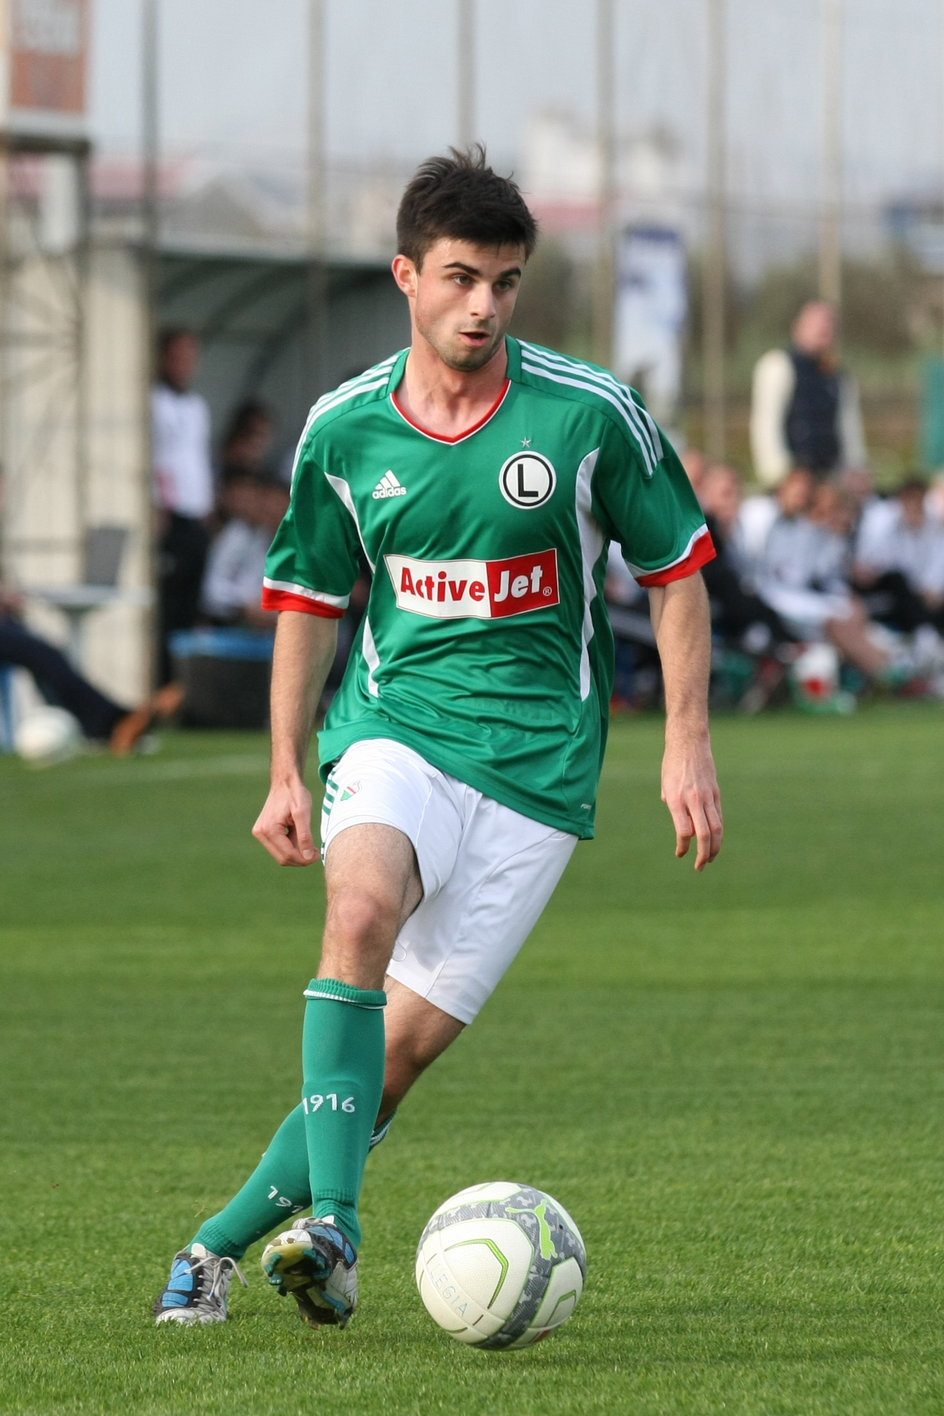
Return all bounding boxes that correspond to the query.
[373,471,406,499]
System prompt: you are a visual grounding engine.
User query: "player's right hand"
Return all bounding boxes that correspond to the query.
[252,781,318,866]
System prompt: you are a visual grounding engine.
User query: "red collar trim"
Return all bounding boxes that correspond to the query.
[391,379,511,444]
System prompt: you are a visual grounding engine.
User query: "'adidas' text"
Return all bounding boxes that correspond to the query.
[373,471,406,499]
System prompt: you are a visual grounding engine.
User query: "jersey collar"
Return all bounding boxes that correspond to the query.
[388,339,517,445]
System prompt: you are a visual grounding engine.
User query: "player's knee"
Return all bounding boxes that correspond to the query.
[325,886,400,953]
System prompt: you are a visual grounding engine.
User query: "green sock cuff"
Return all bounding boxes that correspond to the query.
[304,978,387,1009]
[191,1221,248,1262]
[313,1200,360,1244]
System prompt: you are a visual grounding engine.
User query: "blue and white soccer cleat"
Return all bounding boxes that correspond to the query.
[261,1217,359,1328]
[153,1243,248,1325]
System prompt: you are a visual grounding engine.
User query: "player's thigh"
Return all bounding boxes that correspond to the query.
[388,801,578,1025]
[322,739,465,899]
[322,823,423,978]
[325,821,421,928]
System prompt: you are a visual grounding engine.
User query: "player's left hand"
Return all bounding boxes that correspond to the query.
[661,737,723,871]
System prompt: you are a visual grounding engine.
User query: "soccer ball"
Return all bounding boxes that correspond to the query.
[415,1181,586,1349]
[14,705,82,765]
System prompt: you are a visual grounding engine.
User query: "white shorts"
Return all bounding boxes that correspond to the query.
[320,739,578,1024]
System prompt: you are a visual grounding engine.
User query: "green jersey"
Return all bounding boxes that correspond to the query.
[263,337,714,838]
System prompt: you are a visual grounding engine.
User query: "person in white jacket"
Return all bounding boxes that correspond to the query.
[750,301,867,489]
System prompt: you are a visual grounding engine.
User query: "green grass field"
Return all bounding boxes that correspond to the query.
[2,705,943,1416]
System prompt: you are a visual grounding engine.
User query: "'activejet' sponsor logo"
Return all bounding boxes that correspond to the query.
[385,550,560,619]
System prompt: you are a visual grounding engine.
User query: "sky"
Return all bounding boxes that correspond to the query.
[88,0,944,221]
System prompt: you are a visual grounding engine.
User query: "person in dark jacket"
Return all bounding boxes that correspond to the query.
[750,301,866,489]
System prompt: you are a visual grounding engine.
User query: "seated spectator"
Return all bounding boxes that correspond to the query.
[853,475,944,645]
[736,466,796,569]
[839,464,886,538]
[2,458,183,752]
[216,400,279,528]
[218,399,277,481]
[698,461,798,657]
[1,590,183,755]
[200,472,290,629]
[604,545,660,709]
[927,472,944,523]
[750,468,907,689]
[805,479,858,577]
[679,445,709,502]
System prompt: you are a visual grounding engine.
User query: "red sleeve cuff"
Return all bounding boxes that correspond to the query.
[261,587,346,618]
[635,528,717,588]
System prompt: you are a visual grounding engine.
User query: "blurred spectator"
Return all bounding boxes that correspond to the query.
[679,445,709,501]
[838,464,884,536]
[927,472,944,523]
[1,588,183,754]
[750,300,866,488]
[737,464,810,568]
[853,475,944,648]
[749,467,901,686]
[152,328,215,683]
[1,462,183,752]
[698,461,798,658]
[200,472,289,630]
[604,545,660,709]
[216,399,279,525]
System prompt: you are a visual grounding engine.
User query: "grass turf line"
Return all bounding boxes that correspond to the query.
[0,707,942,1415]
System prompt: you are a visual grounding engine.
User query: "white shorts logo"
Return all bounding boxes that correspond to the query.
[499,452,556,509]
[385,550,560,619]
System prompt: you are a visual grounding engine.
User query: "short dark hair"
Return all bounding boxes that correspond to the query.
[396,144,538,269]
[157,326,197,357]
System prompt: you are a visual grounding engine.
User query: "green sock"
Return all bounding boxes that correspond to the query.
[192,1104,311,1260]
[190,1105,399,1260]
[301,978,386,1250]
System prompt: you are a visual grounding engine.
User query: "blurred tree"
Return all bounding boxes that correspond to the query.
[513,240,592,355]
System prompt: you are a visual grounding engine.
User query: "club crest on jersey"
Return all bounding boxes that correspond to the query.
[385,550,560,619]
[498,451,556,509]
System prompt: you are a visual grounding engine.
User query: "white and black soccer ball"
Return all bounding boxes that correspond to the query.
[415,1181,586,1349]
[14,705,82,765]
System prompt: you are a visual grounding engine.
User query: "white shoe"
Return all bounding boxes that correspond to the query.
[261,1217,358,1328]
[153,1243,248,1325]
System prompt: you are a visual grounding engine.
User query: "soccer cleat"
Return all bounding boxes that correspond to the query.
[261,1217,359,1328]
[153,1243,248,1325]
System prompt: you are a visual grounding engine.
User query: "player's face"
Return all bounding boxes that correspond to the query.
[394,239,525,374]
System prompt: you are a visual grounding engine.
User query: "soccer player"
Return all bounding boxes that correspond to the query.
[153,146,724,1328]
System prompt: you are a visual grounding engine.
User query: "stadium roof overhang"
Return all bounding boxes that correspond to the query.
[150,240,409,444]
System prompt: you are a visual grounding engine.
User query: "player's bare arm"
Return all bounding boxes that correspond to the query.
[252,610,339,866]
[649,575,724,871]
